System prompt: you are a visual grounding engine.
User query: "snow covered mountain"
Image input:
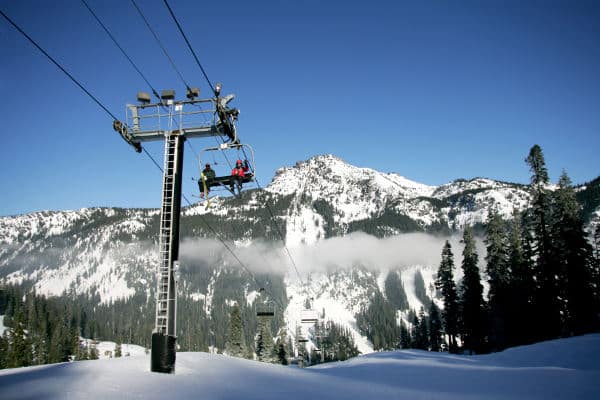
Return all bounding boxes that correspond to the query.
[266,155,531,240]
[1,154,598,353]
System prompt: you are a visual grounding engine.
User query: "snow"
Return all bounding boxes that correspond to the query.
[0,315,6,336]
[285,205,325,247]
[82,339,147,359]
[284,269,377,356]
[0,334,598,399]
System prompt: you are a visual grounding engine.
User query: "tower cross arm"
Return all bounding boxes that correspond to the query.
[130,124,227,142]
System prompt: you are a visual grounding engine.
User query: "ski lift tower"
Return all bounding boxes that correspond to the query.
[114,84,239,373]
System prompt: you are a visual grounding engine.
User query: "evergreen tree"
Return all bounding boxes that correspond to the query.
[385,271,409,310]
[459,227,487,354]
[276,338,288,365]
[552,171,597,335]
[414,271,431,306]
[525,144,561,340]
[436,240,459,352]
[428,300,443,352]
[526,144,549,186]
[412,307,429,350]
[8,310,32,368]
[114,339,122,358]
[225,304,247,358]
[415,307,429,350]
[485,208,510,350]
[0,333,8,369]
[89,345,99,360]
[507,209,536,346]
[78,345,89,361]
[255,317,276,363]
[399,319,411,349]
[592,225,600,311]
[356,292,400,350]
[321,321,359,362]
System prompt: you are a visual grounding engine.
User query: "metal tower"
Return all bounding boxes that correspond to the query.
[114,85,239,373]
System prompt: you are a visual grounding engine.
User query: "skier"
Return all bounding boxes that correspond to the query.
[200,163,216,198]
[230,159,249,195]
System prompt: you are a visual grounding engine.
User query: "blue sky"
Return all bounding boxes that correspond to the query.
[1,0,598,216]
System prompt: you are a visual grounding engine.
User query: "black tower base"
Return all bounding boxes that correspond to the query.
[151,332,176,373]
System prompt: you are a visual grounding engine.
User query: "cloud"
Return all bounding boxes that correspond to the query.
[179,232,486,276]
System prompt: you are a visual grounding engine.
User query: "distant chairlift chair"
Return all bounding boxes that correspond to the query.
[256,288,275,317]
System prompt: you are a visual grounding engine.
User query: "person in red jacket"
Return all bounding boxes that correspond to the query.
[230,159,249,194]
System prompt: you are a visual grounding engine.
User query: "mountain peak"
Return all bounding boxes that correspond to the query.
[267,154,434,197]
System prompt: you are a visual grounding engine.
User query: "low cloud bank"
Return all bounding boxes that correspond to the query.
[179,232,485,275]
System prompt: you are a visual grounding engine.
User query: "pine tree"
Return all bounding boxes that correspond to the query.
[385,271,409,310]
[399,319,411,349]
[525,144,561,340]
[459,226,487,354]
[507,209,536,346]
[0,333,8,369]
[552,171,597,335]
[356,292,400,351]
[485,208,510,350]
[225,304,247,358]
[276,339,288,365]
[114,339,122,358]
[592,225,600,312]
[89,344,99,360]
[411,308,429,350]
[428,300,443,352]
[255,317,276,363]
[8,309,32,368]
[78,344,89,361]
[436,240,459,352]
[414,271,431,306]
[526,144,549,187]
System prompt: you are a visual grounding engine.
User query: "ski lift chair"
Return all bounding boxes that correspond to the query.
[256,288,275,317]
[300,309,319,324]
[198,143,256,198]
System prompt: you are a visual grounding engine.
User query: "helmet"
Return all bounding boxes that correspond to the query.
[236,159,242,165]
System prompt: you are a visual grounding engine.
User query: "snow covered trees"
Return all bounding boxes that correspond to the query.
[225,304,247,358]
[255,317,277,363]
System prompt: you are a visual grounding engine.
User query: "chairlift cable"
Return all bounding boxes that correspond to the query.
[162,0,214,93]
[0,9,121,123]
[0,7,161,161]
[157,2,298,289]
[80,0,162,103]
[186,140,199,160]
[180,193,288,314]
[130,0,191,91]
[215,133,234,170]
[2,5,287,319]
[142,147,165,173]
[254,176,306,286]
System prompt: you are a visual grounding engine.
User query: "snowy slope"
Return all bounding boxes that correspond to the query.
[1,334,598,400]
